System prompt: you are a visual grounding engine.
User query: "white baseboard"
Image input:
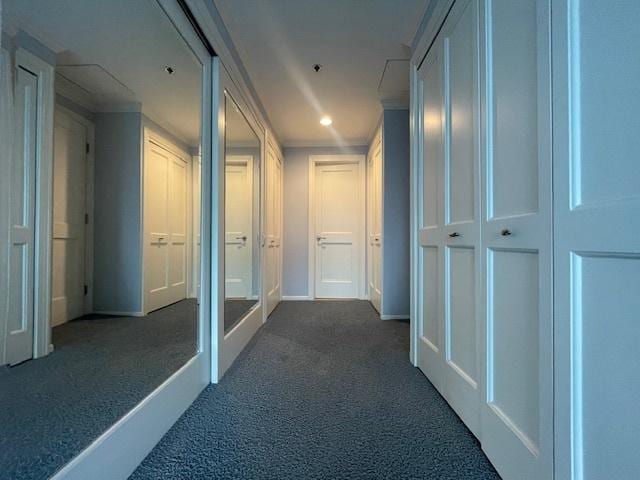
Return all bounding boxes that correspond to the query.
[281,296,313,301]
[380,314,410,320]
[91,311,146,317]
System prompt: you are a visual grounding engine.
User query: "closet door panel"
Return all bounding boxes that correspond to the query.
[481,1,552,479]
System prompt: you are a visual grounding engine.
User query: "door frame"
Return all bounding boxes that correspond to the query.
[263,134,283,318]
[308,154,366,300]
[53,104,96,318]
[142,127,191,315]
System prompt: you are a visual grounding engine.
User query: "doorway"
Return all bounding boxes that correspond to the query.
[308,155,365,299]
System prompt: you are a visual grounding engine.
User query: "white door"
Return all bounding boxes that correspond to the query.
[312,156,364,299]
[554,1,640,479]
[6,66,38,365]
[52,109,88,326]
[225,158,252,298]
[480,1,553,479]
[417,0,481,437]
[145,138,188,312]
[265,144,282,315]
[368,135,382,312]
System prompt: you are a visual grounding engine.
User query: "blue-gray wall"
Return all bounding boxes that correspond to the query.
[381,109,410,316]
[93,112,143,312]
[282,145,368,297]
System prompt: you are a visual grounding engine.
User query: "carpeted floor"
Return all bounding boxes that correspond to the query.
[130,300,500,480]
[0,299,198,480]
[224,299,257,333]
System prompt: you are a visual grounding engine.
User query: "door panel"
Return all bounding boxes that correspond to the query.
[481,1,552,478]
[314,160,362,299]
[265,144,282,315]
[52,109,87,326]
[6,67,38,365]
[168,157,187,301]
[553,1,640,479]
[224,161,251,298]
[368,135,382,312]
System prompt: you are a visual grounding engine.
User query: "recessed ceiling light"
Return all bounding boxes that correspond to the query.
[165,66,175,75]
[320,116,332,126]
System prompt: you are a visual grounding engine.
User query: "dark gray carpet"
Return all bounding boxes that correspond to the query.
[0,299,198,480]
[130,300,500,480]
[224,299,257,333]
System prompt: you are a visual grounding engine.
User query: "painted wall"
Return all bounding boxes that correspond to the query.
[381,109,410,317]
[93,112,143,313]
[282,145,368,297]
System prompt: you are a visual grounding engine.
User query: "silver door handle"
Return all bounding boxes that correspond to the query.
[501,229,512,236]
[236,235,247,241]
[317,236,326,242]
[449,232,461,238]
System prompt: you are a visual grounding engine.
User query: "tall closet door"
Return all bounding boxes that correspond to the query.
[145,139,188,313]
[553,2,640,479]
[265,143,282,316]
[480,2,552,478]
[6,67,38,365]
[368,133,382,313]
[418,0,481,436]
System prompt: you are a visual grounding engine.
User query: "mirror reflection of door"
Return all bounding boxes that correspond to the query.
[224,157,252,298]
[223,93,261,333]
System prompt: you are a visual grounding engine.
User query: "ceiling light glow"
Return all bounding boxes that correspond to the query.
[320,116,332,126]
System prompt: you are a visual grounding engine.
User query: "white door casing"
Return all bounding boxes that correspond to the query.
[554,1,640,479]
[51,108,91,326]
[480,1,553,479]
[144,132,189,313]
[192,155,201,301]
[224,156,253,299]
[368,131,383,312]
[417,0,482,437]
[5,66,38,365]
[265,141,282,315]
[309,155,365,299]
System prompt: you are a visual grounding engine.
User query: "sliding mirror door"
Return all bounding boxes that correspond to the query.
[213,67,264,381]
[0,1,212,478]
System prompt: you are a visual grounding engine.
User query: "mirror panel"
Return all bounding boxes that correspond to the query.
[224,93,261,333]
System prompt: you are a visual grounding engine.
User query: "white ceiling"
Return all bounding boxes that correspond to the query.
[215,0,428,146]
[3,0,202,146]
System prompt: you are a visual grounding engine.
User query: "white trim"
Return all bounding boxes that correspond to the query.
[409,64,421,367]
[308,154,367,300]
[380,314,410,321]
[380,98,410,110]
[281,296,313,301]
[410,0,456,66]
[13,48,55,360]
[54,104,96,317]
[282,139,369,148]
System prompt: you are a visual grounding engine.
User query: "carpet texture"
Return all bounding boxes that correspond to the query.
[224,299,258,333]
[130,300,500,480]
[0,300,197,480]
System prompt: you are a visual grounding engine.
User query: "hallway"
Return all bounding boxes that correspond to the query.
[130,301,499,479]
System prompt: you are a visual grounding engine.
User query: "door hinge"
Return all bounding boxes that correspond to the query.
[84,285,88,296]
[84,213,89,225]
[86,143,90,154]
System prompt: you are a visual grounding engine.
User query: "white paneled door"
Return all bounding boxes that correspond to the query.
[6,67,38,365]
[312,156,364,299]
[144,137,188,313]
[480,1,552,479]
[417,0,481,437]
[367,135,382,312]
[224,157,252,299]
[265,144,282,315]
[52,109,89,326]
[554,1,640,479]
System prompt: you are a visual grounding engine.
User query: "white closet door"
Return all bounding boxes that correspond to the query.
[224,159,252,298]
[6,67,38,365]
[368,134,382,313]
[193,155,201,300]
[52,109,87,326]
[314,160,362,299]
[145,139,188,312]
[480,1,552,479]
[554,1,640,479]
[265,145,282,315]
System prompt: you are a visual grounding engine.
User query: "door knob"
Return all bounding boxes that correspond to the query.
[449,232,461,238]
[501,229,512,236]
